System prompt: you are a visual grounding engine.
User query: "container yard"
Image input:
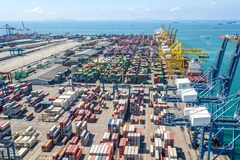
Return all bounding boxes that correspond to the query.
[0,22,239,160]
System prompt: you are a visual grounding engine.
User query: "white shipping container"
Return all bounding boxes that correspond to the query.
[27,137,36,148]
[155,149,160,160]
[150,145,154,156]
[17,148,28,158]
[25,126,33,133]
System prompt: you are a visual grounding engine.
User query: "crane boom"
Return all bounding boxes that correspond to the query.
[21,21,25,30]
[213,38,229,79]
[221,41,240,97]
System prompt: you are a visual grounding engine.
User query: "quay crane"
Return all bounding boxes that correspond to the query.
[19,21,31,33]
[155,24,207,78]
[154,23,178,46]
[165,93,240,160]
[191,38,229,90]
[199,40,240,104]
[165,41,240,160]
[158,40,208,78]
[0,24,17,35]
[163,39,238,104]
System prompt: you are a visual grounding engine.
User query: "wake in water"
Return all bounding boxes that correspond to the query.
[200,35,210,39]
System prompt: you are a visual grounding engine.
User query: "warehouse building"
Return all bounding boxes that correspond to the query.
[21,65,70,85]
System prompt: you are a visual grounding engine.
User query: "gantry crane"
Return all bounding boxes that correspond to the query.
[165,92,240,160]
[191,38,229,90]
[0,24,16,35]
[154,23,177,46]
[158,40,208,78]
[199,40,240,104]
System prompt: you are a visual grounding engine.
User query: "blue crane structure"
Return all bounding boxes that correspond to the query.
[191,38,229,91]
[0,139,16,160]
[199,40,240,104]
[8,47,24,56]
[71,77,88,90]
[166,92,240,159]
[164,38,229,97]
[101,77,119,91]
[163,39,238,104]
[0,24,16,35]
[165,40,240,159]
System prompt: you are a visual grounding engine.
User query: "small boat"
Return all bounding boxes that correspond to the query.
[218,23,223,25]
[199,55,210,58]
[200,35,210,39]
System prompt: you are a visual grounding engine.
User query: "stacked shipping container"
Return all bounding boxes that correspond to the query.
[0,121,11,139]
[112,100,128,120]
[47,125,61,144]
[59,117,73,138]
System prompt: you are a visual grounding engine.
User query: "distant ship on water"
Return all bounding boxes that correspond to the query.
[227,21,237,24]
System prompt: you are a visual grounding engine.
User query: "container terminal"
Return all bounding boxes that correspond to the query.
[0,23,239,160]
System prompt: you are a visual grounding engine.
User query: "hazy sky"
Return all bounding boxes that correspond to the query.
[0,0,239,21]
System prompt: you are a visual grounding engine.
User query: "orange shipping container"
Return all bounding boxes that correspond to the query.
[72,145,79,155]
[59,147,67,157]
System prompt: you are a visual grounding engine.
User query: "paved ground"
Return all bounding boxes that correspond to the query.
[0,40,79,72]
[2,50,231,160]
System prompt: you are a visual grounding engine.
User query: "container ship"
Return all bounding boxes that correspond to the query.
[220,34,239,43]
[187,58,207,83]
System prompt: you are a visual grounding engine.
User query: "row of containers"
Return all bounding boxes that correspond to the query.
[52,145,83,160]
[150,98,168,125]
[149,126,177,160]
[72,67,100,83]
[126,56,149,84]
[152,60,165,84]
[42,118,90,151]
[26,90,47,112]
[88,142,114,159]
[130,115,144,124]
[41,117,73,152]
[14,126,38,149]
[43,85,112,158]
[0,83,32,117]
[0,82,32,102]
[39,88,82,122]
[112,100,128,121]
[100,57,129,84]
[119,124,142,160]
[52,134,88,159]
[0,121,11,139]
[89,117,142,159]
[117,34,157,47]
[129,87,145,115]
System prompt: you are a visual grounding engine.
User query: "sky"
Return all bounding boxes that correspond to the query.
[0,0,239,21]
